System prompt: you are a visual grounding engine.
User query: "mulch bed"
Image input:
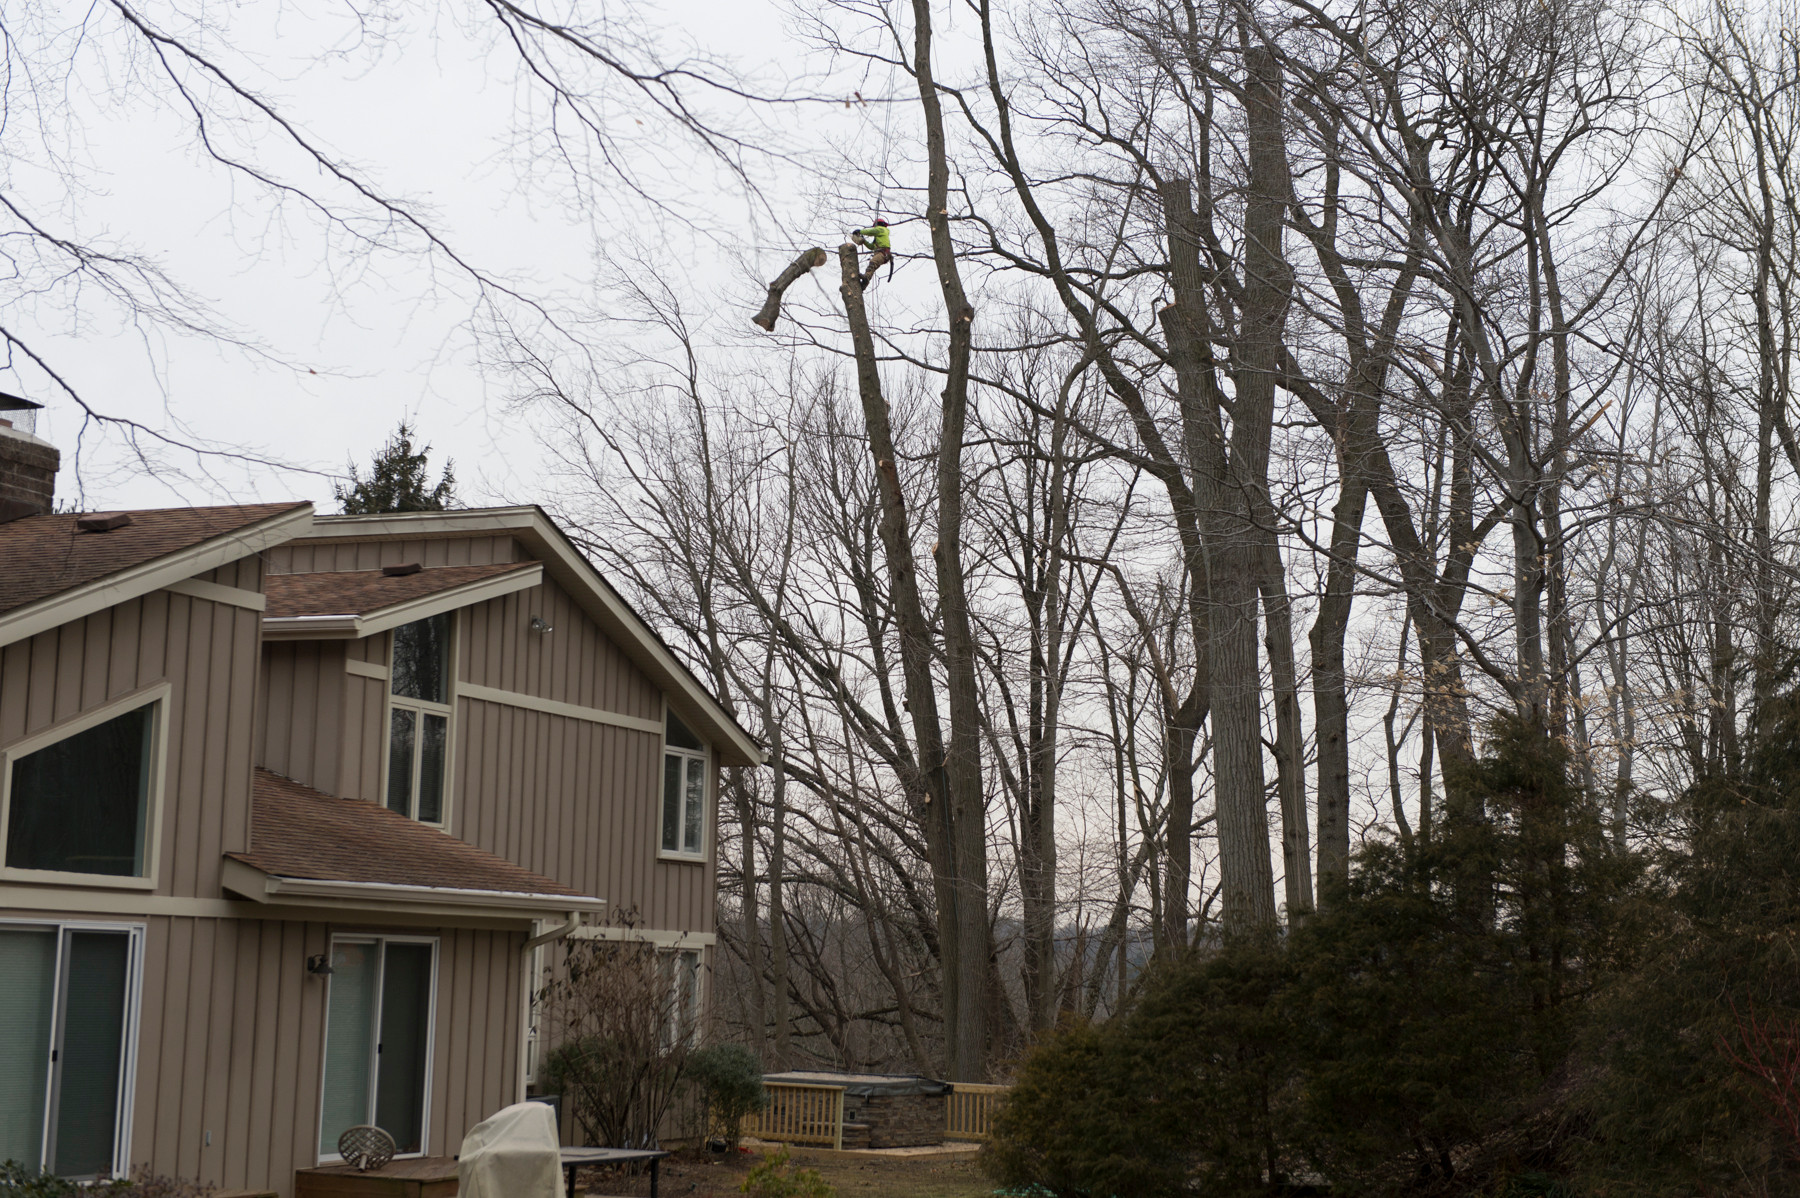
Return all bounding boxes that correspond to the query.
[575,1144,991,1198]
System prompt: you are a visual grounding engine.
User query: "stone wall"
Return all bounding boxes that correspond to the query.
[842,1092,947,1148]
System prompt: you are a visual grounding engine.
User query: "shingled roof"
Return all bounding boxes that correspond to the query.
[229,768,593,902]
[0,503,309,618]
[264,561,537,618]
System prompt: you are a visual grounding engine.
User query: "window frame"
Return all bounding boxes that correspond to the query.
[657,704,710,863]
[0,917,146,1181]
[523,932,547,1087]
[315,932,440,1165]
[382,616,457,829]
[0,682,171,890]
[659,946,704,1049]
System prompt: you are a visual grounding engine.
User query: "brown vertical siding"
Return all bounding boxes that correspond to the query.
[86,913,525,1197]
[264,535,519,576]
[454,697,715,935]
[255,642,346,797]
[458,577,661,721]
[0,567,265,897]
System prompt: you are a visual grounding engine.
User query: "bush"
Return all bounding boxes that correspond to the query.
[986,943,1295,1198]
[688,1042,767,1148]
[1568,685,1800,1195]
[988,715,1638,1198]
[739,1148,833,1198]
[0,1163,214,1197]
[537,918,693,1148]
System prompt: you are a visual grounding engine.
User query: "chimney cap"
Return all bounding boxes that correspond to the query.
[0,393,43,413]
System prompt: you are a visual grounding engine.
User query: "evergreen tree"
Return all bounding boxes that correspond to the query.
[335,422,456,514]
[1573,683,1800,1194]
[987,716,1639,1198]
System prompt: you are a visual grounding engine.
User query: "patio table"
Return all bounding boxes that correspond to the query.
[558,1146,670,1198]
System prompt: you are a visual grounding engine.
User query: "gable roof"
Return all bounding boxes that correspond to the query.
[295,507,763,767]
[225,769,604,919]
[263,561,543,639]
[0,502,314,649]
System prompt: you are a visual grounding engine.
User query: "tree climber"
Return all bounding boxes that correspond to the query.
[851,219,893,286]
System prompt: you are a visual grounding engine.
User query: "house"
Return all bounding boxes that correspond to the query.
[0,404,758,1194]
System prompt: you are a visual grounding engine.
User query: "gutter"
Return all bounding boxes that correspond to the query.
[524,911,586,952]
[222,858,606,920]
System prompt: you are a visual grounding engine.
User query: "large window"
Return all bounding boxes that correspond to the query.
[0,922,141,1180]
[387,615,451,824]
[2,691,164,883]
[319,936,436,1159]
[660,713,706,858]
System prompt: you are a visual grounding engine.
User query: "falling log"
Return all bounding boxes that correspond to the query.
[751,247,830,332]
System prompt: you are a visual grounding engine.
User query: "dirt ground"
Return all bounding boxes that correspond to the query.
[575,1144,993,1198]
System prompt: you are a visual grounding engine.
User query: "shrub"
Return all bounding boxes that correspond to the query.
[688,1042,767,1148]
[985,943,1296,1198]
[537,916,693,1149]
[0,1163,214,1197]
[739,1148,833,1198]
[989,715,1637,1198]
[1569,684,1800,1195]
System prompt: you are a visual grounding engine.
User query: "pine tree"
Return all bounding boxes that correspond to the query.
[335,422,456,514]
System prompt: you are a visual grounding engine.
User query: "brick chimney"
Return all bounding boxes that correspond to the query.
[0,393,58,523]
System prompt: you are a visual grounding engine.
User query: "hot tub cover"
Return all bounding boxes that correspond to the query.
[763,1070,952,1097]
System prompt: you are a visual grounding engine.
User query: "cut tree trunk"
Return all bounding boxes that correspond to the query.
[751,247,829,332]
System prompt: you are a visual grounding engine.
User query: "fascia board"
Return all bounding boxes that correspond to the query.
[260,563,544,641]
[0,504,314,650]
[261,614,362,639]
[301,509,765,766]
[221,857,605,919]
[298,508,541,541]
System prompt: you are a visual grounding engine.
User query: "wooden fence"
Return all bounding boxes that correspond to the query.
[945,1082,1009,1142]
[745,1081,846,1150]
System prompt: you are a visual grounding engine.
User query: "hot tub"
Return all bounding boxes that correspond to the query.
[763,1072,951,1148]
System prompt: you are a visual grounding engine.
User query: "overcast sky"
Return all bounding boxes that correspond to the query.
[6,0,892,514]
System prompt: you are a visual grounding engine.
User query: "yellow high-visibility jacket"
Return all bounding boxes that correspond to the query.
[857,225,892,250]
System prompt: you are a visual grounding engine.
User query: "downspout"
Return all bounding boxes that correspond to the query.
[525,911,583,952]
[518,911,586,1105]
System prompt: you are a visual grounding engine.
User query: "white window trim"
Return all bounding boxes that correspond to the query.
[316,932,440,1165]
[0,917,146,1181]
[381,616,457,830]
[659,946,704,1050]
[657,701,711,863]
[0,682,172,890]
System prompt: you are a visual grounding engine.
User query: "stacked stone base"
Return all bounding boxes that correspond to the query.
[841,1092,947,1148]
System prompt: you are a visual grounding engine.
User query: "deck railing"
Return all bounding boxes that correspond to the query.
[745,1081,846,1150]
[945,1082,1009,1141]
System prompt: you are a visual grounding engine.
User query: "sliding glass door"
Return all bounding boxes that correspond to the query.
[0,924,138,1179]
[319,937,436,1158]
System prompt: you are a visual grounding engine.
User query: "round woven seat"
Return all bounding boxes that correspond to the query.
[337,1124,397,1172]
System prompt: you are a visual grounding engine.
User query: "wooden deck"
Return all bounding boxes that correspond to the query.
[294,1156,460,1198]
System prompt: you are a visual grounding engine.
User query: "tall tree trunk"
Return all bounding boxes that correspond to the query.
[837,242,967,1074]
[1022,408,1071,1032]
[1260,534,1313,917]
[1309,473,1364,899]
[1214,41,1293,935]
[731,764,768,1063]
[907,0,990,1080]
[767,732,791,1070]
